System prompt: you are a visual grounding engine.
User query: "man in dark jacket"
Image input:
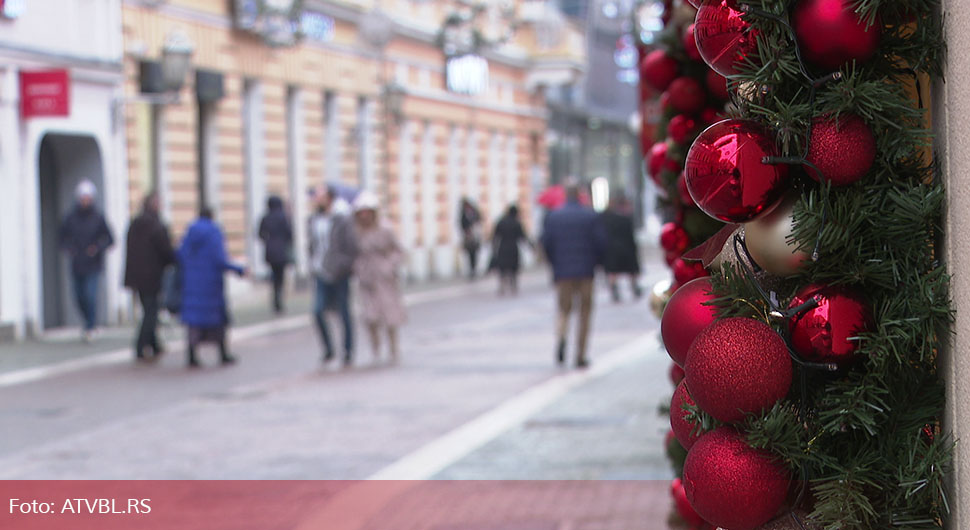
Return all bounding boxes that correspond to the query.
[308,186,358,366]
[124,192,175,360]
[258,195,293,314]
[60,180,114,342]
[540,181,607,369]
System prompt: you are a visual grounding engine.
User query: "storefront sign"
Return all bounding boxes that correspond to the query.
[446,55,489,96]
[20,70,70,118]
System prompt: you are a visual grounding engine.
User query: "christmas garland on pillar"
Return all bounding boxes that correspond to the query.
[652,0,952,529]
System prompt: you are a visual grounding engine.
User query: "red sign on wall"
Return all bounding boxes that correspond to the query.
[20,70,70,118]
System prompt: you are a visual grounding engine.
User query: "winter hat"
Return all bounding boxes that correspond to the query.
[353,191,380,213]
[76,180,97,200]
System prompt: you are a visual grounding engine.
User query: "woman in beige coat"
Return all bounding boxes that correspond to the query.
[352,192,407,362]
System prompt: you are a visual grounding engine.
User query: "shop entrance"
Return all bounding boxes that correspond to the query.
[38,133,107,330]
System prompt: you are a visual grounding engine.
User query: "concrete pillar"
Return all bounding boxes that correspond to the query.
[938,1,970,526]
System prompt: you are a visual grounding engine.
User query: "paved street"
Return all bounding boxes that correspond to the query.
[0,266,678,525]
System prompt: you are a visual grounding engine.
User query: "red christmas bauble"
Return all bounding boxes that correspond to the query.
[672,478,707,527]
[648,142,680,185]
[683,427,791,530]
[684,24,703,61]
[641,49,680,92]
[706,69,730,101]
[669,114,699,145]
[695,0,759,77]
[661,222,690,253]
[700,107,722,126]
[661,277,719,366]
[685,119,790,223]
[788,284,873,367]
[660,90,674,112]
[671,362,687,385]
[668,77,707,115]
[685,317,792,423]
[666,249,683,267]
[678,172,696,207]
[806,114,876,186]
[673,258,708,285]
[671,380,703,450]
[793,0,881,71]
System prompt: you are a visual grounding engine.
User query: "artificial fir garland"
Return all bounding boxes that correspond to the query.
[644,0,952,528]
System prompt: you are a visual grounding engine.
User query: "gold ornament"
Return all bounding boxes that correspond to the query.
[743,195,809,277]
[649,279,673,319]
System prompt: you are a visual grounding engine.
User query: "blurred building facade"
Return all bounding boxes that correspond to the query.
[122,0,584,286]
[0,0,586,339]
[0,0,127,339]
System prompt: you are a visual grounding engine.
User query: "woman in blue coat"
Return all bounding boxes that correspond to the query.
[178,207,246,367]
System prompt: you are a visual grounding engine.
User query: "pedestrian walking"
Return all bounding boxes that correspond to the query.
[177,207,246,368]
[59,180,114,342]
[308,185,358,366]
[352,191,407,363]
[123,192,175,360]
[258,195,293,314]
[540,181,607,369]
[491,205,531,296]
[459,198,482,280]
[600,194,642,302]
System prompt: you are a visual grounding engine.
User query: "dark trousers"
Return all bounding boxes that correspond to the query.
[71,271,99,331]
[136,290,161,356]
[270,263,287,313]
[465,247,479,278]
[313,276,354,360]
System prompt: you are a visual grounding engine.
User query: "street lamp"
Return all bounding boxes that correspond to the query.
[161,28,194,93]
[383,82,407,126]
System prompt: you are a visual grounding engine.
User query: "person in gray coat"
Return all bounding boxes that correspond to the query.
[308,185,359,366]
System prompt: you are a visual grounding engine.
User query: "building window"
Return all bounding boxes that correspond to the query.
[323,90,339,184]
[357,95,372,189]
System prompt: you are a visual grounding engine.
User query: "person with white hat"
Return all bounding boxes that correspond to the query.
[59,179,114,342]
[352,191,407,363]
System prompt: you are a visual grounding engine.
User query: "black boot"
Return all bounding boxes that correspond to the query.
[187,347,200,368]
[219,341,237,365]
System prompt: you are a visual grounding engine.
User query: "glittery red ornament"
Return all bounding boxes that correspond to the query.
[685,317,792,423]
[668,77,707,115]
[788,284,873,367]
[805,114,876,186]
[648,142,681,185]
[671,380,703,450]
[673,258,709,285]
[706,69,730,101]
[793,0,881,71]
[641,49,680,92]
[678,172,697,207]
[672,478,707,527]
[669,114,699,145]
[683,427,791,530]
[695,0,759,77]
[661,277,719,366]
[685,119,790,223]
[684,24,703,61]
[671,362,687,385]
